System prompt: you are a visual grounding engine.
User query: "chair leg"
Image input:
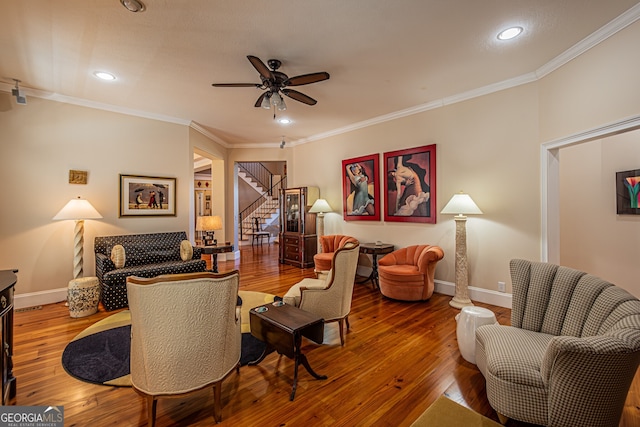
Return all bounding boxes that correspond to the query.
[213,381,222,423]
[146,396,157,427]
[338,318,345,346]
[497,412,508,425]
[345,315,350,330]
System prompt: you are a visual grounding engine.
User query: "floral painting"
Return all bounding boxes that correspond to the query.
[383,144,436,223]
[342,154,380,221]
[617,169,640,215]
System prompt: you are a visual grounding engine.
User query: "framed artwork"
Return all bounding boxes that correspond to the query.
[383,144,436,223]
[342,154,380,221]
[616,169,640,215]
[119,174,177,217]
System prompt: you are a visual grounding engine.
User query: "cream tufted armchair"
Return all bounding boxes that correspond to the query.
[284,242,360,346]
[126,271,241,426]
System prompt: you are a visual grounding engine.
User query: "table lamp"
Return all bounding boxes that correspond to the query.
[309,199,332,252]
[196,215,222,246]
[440,192,482,309]
[53,196,103,279]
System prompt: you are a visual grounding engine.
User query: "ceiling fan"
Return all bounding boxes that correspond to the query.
[212,55,330,110]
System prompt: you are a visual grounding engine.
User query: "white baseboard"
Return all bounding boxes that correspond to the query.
[434,280,512,309]
[15,288,67,310]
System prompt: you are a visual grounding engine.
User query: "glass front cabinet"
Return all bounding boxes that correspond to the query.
[279,187,319,268]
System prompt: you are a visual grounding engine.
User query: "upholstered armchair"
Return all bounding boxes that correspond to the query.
[377,245,444,301]
[476,259,640,427]
[126,271,241,426]
[313,234,359,275]
[284,242,360,345]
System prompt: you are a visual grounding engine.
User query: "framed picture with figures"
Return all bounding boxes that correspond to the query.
[119,174,176,217]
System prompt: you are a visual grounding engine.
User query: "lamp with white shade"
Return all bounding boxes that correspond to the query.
[440,192,483,309]
[308,199,332,252]
[196,215,223,246]
[53,196,103,279]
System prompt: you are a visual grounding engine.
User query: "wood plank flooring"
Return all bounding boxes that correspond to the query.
[11,244,640,426]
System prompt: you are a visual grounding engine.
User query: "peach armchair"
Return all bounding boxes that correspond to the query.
[313,234,359,274]
[126,271,241,426]
[377,245,444,301]
[284,242,360,345]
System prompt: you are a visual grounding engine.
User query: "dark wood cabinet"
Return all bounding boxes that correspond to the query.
[279,187,318,268]
[0,270,16,405]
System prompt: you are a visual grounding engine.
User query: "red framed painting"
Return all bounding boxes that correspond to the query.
[383,144,436,223]
[342,154,380,221]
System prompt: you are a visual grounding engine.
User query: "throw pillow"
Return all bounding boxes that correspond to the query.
[110,244,126,268]
[180,240,193,261]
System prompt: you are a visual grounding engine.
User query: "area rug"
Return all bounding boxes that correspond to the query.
[61,290,278,387]
[410,395,501,427]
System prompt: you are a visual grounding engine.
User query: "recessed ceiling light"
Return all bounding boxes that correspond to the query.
[497,26,523,40]
[278,118,291,125]
[120,0,146,12]
[93,71,116,81]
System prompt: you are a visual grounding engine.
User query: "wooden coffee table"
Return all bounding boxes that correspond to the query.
[249,302,327,400]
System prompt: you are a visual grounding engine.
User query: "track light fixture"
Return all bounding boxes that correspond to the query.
[280,137,286,149]
[11,79,26,105]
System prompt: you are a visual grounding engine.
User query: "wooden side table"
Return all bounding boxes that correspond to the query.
[196,244,233,273]
[357,243,394,289]
[0,269,16,404]
[249,303,327,400]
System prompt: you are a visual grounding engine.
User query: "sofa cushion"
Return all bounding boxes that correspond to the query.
[111,244,126,268]
[476,324,553,389]
[180,240,193,261]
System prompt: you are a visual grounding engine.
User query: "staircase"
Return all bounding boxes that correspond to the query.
[238,163,286,245]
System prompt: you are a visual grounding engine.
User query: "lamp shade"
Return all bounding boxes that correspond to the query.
[53,197,103,220]
[196,215,222,231]
[309,199,332,214]
[440,192,483,215]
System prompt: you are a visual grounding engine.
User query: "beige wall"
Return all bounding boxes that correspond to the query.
[560,130,640,293]
[293,84,541,293]
[0,96,194,296]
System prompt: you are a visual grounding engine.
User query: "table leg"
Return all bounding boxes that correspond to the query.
[370,254,380,289]
[290,333,326,401]
[211,254,219,273]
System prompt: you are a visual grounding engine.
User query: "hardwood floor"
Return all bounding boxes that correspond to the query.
[11,244,640,426]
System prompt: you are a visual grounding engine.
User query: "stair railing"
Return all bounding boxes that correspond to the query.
[238,162,273,195]
[239,175,287,240]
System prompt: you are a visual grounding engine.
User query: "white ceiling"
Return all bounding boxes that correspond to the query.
[2,1,639,148]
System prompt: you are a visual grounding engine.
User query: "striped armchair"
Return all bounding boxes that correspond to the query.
[476,259,640,427]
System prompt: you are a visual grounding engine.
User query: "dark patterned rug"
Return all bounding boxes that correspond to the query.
[61,291,279,386]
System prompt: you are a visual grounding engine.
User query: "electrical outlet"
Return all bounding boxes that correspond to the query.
[498,281,506,292]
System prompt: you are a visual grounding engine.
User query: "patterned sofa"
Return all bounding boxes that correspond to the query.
[95,231,206,311]
[476,259,640,427]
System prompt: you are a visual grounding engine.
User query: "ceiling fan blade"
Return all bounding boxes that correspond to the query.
[285,72,330,86]
[281,89,317,105]
[212,83,262,88]
[254,92,268,108]
[247,55,273,81]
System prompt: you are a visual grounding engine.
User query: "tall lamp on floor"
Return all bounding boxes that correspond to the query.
[309,199,332,252]
[53,196,103,279]
[440,192,482,309]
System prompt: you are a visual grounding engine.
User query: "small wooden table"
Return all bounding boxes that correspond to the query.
[197,244,233,273]
[357,243,394,289]
[249,303,327,400]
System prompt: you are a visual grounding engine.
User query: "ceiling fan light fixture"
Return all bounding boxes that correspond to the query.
[497,26,523,40]
[120,0,146,12]
[261,94,271,109]
[277,97,287,111]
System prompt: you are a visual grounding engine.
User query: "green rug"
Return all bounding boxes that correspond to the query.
[62,291,277,387]
[410,396,501,427]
